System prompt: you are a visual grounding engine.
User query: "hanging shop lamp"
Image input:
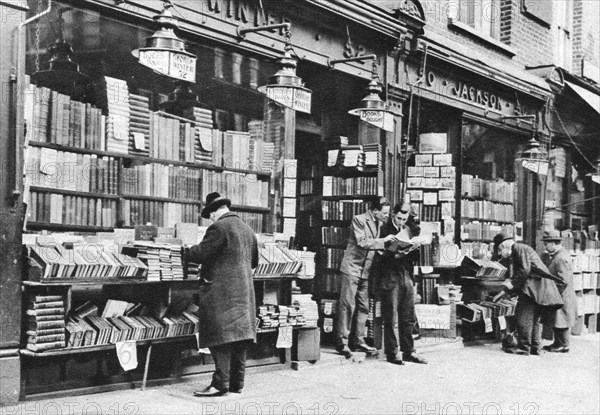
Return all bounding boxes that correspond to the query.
[131,0,197,83]
[329,55,394,132]
[520,136,549,175]
[31,7,89,93]
[246,24,312,114]
[585,157,600,184]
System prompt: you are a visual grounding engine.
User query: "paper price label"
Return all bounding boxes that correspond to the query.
[115,341,138,371]
[484,318,493,333]
[498,316,507,330]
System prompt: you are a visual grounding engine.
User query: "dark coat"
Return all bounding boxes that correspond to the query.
[371,220,419,291]
[541,247,578,328]
[339,211,387,280]
[510,242,564,310]
[187,212,259,348]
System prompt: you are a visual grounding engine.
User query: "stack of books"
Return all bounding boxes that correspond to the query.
[125,241,184,281]
[292,294,319,327]
[255,243,303,276]
[26,295,66,352]
[363,143,382,170]
[105,76,130,154]
[128,93,150,156]
[461,256,508,279]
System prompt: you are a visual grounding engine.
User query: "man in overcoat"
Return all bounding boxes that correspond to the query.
[335,196,394,357]
[372,204,428,365]
[494,233,564,356]
[541,230,578,353]
[188,192,258,397]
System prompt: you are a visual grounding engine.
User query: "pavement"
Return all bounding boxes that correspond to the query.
[2,333,599,415]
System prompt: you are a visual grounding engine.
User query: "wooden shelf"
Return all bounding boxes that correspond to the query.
[121,194,202,205]
[461,196,514,205]
[30,187,119,199]
[20,335,196,357]
[28,141,128,159]
[23,278,202,287]
[231,204,271,213]
[253,274,297,281]
[26,222,114,233]
[322,195,377,200]
[459,217,514,225]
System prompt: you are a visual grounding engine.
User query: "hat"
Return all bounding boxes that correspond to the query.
[541,229,562,242]
[493,233,513,250]
[201,192,231,219]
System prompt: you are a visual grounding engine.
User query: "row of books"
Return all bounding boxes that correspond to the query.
[321,226,350,246]
[408,166,456,178]
[460,242,496,261]
[28,192,117,228]
[461,200,515,223]
[322,176,379,197]
[322,200,369,221]
[457,298,518,322]
[122,163,202,201]
[256,304,315,329]
[25,83,105,149]
[292,294,319,326]
[123,242,184,281]
[573,272,600,290]
[202,170,269,208]
[461,223,515,242]
[123,199,199,228]
[327,144,382,170]
[318,273,341,294]
[409,204,443,222]
[299,179,315,196]
[420,276,438,305]
[25,147,118,194]
[461,175,515,203]
[298,195,321,212]
[25,295,66,352]
[27,243,147,280]
[221,130,274,172]
[461,256,508,279]
[255,244,303,276]
[572,253,600,273]
[576,292,600,315]
[319,248,344,270]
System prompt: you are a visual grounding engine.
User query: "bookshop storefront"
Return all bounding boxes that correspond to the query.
[0,0,424,403]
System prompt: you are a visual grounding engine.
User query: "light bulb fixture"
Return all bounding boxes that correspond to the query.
[131,1,196,82]
[31,7,89,94]
[238,23,312,114]
[329,55,394,132]
[502,114,549,175]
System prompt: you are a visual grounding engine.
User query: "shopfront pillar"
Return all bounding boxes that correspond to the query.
[0,0,28,405]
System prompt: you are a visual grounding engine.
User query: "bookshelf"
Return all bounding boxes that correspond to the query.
[23,79,273,234]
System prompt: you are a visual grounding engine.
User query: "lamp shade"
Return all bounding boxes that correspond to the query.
[520,137,549,175]
[132,3,197,82]
[257,46,312,114]
[348,77,394,132]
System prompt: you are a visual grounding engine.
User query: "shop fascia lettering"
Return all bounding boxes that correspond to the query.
[206,0,290,28]
[425,71,505,112]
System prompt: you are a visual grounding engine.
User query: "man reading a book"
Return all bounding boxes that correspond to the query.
[372,204,428,365]
[188,192,259,397]
[335,196,394,358]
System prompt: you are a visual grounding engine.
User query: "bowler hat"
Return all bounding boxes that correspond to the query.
[541,229,562,242]
[493,233,513,250]
[201,192,231,219]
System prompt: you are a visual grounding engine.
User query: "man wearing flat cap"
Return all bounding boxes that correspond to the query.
[493,233,564,355]
[541,230,578,353]
[188,192,259,397]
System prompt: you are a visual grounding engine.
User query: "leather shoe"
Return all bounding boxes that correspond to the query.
[503,347,529,356]
[353,343,376,353]
[403,352,428,364]
[194,386,229,397]
[548,346,569,353]
[530,347,540,356]
[386,354,405,365]
[336,345,353,358]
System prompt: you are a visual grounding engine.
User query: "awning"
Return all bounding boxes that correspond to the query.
[565,81,600,116]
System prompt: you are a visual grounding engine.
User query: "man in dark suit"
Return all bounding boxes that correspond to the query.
[494,233,564,356]
[541,230,578,353]
[335,196,394,357]
[373,204,428,365]
[188,192,259,397]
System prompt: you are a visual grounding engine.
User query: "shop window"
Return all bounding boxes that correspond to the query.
[543,147,568,230]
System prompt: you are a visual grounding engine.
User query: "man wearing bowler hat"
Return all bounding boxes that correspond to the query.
[188,192,258,397]
[541,229,578,353]
[493,233,564,355]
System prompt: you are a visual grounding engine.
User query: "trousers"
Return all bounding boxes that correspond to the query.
[380,272,416,357]
[208,340,252,392]
[515,293,542,350]
[336,273,369,347]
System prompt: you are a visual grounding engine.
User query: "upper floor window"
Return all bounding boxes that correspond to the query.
[449,0,501,40]
[552,0,572,70]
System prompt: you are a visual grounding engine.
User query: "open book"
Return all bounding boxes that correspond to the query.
[386,227,426,254]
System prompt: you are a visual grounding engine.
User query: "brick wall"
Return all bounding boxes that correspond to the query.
[419,0,553,68]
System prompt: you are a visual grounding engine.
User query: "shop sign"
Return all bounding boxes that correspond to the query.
[258,85,312,113]
[204,0,290,29]
[415,304,452,329]
[359,110,394,132]
[424,70,518,116]
[139,49,196,82]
